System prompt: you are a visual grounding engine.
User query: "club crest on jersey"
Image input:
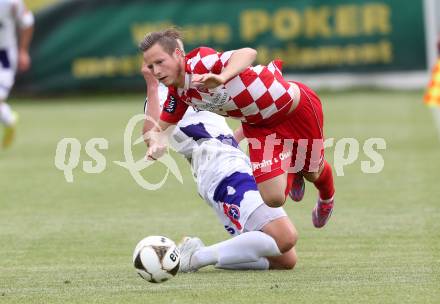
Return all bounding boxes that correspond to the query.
[164,95,177,113]
[222,203,242,230]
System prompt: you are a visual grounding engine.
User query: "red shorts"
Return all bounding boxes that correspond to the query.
[242,82,325,185]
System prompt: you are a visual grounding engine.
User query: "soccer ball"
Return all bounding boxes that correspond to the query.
[132,235,180,283]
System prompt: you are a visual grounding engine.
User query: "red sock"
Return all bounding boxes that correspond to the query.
[313,161,335,201]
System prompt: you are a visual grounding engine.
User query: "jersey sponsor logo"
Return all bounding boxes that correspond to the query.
[192,91,230,112]
[222,202,242,230]
[164,95,177,113]
[197,87,209,94]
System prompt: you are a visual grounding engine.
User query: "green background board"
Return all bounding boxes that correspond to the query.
[15,0,427,94]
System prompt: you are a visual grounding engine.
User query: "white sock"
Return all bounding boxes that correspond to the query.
[215,257,270,270]
[0,102,14,126]
[191,231,281,270]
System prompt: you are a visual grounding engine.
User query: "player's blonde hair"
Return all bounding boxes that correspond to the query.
[139,28,183,55]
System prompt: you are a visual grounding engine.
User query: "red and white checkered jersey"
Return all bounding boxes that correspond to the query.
[160,47,300,125]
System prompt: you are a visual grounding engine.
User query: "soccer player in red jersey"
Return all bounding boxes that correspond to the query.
[141,29,335,228]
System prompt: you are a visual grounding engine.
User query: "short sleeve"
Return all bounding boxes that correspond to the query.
[159,87,189,124]
[144,84,169,114]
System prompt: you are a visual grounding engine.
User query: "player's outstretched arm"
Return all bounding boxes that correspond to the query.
[192,48,257,89]
[142,63,161,136]
[220,47,257,81]
[16,2,34,72]
[141,63,175,160]
[18,26,33,72]
[144,118,175,161]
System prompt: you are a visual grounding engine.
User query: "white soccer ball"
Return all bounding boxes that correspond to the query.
[133,235,180,283]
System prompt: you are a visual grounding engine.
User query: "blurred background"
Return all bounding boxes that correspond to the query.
[15,0,440,94]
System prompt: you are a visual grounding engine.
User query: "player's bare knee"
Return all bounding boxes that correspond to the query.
[257,176,287,207]
[263,217,298,253]
[260,192,286,208]
[270,228,298,253]
[277,231,298,253]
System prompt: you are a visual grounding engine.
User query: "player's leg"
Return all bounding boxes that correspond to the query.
[0,100,18,149]
[259,167,305,204]
[213,203,298,271]
[213,205,298,270]
[250,140,334,226]
[256,173,288,208]
[178,190,285,272]
[254,172,305,207]
[179,204,297,272]
[178,167,285,272]
[253,210,298,270]
[243,128,305,208]
[303,160,335,228]
[178,145,297,271]
[178,171,294,272]
[254,81,335,227]
[292,82,335,228]
[179,230,282,272]
[0,63,18,149]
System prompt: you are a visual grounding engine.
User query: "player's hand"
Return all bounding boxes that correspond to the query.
[141,63,159,87]
[192,73,226,89]
[146,142,167,161]
[18,50,31,72]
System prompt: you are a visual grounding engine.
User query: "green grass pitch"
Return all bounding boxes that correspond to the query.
[1,90,439,303]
